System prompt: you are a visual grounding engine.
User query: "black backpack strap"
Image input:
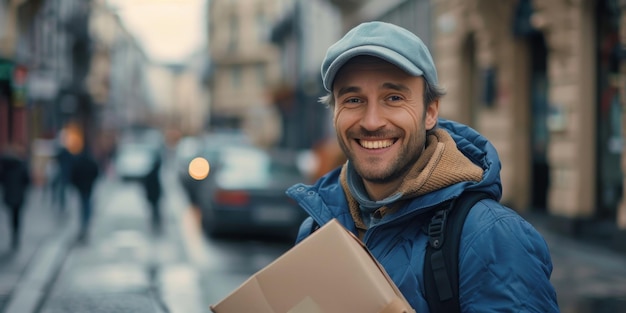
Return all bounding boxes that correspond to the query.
[423,192,491,313]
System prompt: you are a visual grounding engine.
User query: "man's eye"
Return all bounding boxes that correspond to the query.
[388,95,403,101]
[345,98,361,104]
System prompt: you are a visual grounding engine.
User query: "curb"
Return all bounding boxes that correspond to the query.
[3,224,75,313]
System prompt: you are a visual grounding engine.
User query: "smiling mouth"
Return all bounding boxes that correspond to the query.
[357,139,396,149]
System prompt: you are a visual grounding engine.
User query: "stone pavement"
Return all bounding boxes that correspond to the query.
[524,213,626,313]
[0,166,206,313]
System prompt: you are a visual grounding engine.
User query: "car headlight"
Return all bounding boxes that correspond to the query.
[188,157,210,180]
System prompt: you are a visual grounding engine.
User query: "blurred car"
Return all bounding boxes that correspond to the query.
[195,145,308,241]
[175,131,252,207]
[114,128,164,182]
[114,142,159,181]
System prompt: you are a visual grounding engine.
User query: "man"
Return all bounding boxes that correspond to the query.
[286,21,559,312]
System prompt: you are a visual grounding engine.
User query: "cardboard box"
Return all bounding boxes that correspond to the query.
[210,218,415,313]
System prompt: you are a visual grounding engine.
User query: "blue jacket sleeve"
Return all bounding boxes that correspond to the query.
[458,201,560,312]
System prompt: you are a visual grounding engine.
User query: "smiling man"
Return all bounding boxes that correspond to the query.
[286,21,560,312]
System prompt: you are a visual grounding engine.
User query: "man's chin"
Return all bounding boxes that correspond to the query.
[354,165,391,183]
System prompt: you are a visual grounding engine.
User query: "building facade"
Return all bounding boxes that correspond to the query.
[1,0,153,181]
[207,0,290,147]
[430,0,625,245]
[269,0,342,151]
[0,0,46,152]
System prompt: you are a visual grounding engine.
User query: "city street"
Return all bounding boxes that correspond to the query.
[2,1,625,313]
[0,157,291,313]
[0,157,624,313]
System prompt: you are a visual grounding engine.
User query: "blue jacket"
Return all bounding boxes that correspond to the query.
[286,119,559,312]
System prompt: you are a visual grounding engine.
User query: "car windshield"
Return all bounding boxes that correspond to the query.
[216,147,301,189]
[116,143,156,174]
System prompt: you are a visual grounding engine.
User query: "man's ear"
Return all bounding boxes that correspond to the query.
[425,99,439,130]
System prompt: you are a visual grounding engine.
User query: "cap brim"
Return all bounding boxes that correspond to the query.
[323,45,424,92]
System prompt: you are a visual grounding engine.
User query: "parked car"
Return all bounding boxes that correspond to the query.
[175,131,252,207]
[195,145,308,241]
[113,128,164,182]
[114,142,159,181]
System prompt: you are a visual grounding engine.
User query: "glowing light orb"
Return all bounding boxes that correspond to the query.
[188,157,210,180]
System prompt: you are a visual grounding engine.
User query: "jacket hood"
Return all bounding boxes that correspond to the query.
[287,118,503,227]
[436,118,502,200]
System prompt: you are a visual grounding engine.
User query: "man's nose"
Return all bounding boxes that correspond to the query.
[360,103,387,131]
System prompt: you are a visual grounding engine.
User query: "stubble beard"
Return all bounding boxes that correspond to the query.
[337,133,422,184]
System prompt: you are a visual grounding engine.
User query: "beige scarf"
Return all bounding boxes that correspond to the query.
[339,128,484,237]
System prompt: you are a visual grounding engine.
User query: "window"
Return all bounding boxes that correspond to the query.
[255,8,267,41]
[256,63,266,87]
[231,65,242,88]
[228,15,239,52]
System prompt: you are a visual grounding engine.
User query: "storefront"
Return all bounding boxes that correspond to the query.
[434,0,623,239]
[0,58,13,149]
[596,0,623,220]
[0,58,28,150]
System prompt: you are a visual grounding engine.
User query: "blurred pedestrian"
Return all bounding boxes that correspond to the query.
[52,139,74,213]
[53,122,84,214]
[286,21,559,312]
[69,147,100,243]
[141,151,163,234]
[0,143,31,250]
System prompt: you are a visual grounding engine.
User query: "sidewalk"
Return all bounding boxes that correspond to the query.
[0,165,206,313]
[0,184,75,313]
[524,213,626,313]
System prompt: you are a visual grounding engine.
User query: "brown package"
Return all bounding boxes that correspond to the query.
[210,218,415,313]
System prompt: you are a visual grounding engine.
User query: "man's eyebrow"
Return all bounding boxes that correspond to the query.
[336,86,361,98]
[382,82,411,93]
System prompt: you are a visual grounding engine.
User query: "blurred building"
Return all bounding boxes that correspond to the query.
[1,0,50,151]
[0,0,154,180]
[434,0,625,249]
[143,53,210,140]
[1,0,98,183]
[206,0,290,147]
[267,0,345,180]
[269,0,341,151]
[97,7,150,132]
[90,0,154,162]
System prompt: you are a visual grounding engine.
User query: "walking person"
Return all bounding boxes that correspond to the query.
[286,21,559,312]
[0,144,31,250]
[52,142,74,214]
[69,147,100,243]
[141,151,163,235]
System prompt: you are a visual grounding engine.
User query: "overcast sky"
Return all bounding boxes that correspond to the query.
[107,0,208,64]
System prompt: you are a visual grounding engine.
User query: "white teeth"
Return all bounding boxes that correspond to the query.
[360,139,394,149]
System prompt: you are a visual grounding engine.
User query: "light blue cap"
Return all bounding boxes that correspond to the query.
[321,21,438,92]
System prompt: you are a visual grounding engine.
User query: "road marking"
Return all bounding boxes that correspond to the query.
[179,207,212,268]
[158,264,205,313]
